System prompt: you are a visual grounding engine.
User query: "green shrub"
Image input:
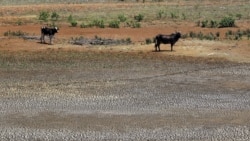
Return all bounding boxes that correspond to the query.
[16,20,23,26]
[80,22,90,28]
[71,20,78,27]
[170,12,178,19]
[210,20,218,28]
[157,10,165,19]
[196,20,201,27]
[219,16,235,28]
[127,21,141,28]
[67,14,74,22]
[51,12,60,21]
[182,13,186,20]
[145,38,153,44]
[126,38,132,44]
[39,11,50,22]
[201,20,208,28]
[236,13,242,20]
[109,20,120,28]
[92,19,105,28]
[204,33,216,40]
[131,21,141,28]
[189,31,196,38]
[118,14,127,22]
[216,32,220,38]
[197,32,204,40]
[188,31,218,40]
[134,14,144,22]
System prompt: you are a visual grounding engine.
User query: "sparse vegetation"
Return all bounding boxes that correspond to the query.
[71,36,132,46]
[145,38,153,44]
[4,30,28,37]
[126,20,141,28]
[225,29,250,40]
[187,31,219,40]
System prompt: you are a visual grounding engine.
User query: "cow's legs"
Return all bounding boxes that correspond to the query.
[155,44,158,52]
[41,34,45,43]
[49,35,53,45]
[171,43,173,51]
[155,43,160,52]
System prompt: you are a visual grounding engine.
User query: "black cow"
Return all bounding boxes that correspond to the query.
[40,26,59,44]
[154,32,181,52]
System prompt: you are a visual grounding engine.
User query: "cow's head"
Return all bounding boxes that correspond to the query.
[175,32,181,38]
[54,26,59,33]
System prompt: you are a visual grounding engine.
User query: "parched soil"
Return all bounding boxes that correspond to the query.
[1,49,250,140]
[1,2,250,141]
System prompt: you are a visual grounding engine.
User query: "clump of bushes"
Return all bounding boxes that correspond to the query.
[184,29,250,41]
[225,29,250,40]
[80,19,105,28]
[39,11,60,22]
[4,30,28,37]
[198,16,235,28]
[92,19,105,28]
[127,21,141,28]
[187,31,219,40]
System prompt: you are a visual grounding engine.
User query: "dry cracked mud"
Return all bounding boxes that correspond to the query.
[0,50,250,140]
